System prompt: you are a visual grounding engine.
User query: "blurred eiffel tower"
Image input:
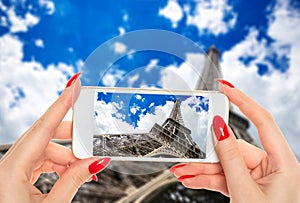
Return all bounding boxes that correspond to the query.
[0,47,256,202]
[196,47,256,144]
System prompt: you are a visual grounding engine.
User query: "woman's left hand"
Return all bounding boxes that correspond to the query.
[0,74,110,203]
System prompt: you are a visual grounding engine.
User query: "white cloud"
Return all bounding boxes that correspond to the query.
[160,53,205,90]
[35,39,44,48]
[94,100,134,134]
[0,16,8,27]
[123,13,128,22]
[0,34,76,144]
[221,0,300,157]
[127,74,139,87]
[130,105,140,115]
[112,42,127,54]
[7,7,40,33]
[94,99,170,134]
[149,102,155,108]
[136,101,174,130]
[145,59,159,72]
[0,1,7,11]
[185,0,237,35]
[39,0,55,15]
[159,0,183,28]
[181,96,209,151]
[102,67,126,86]
[118,27,126,36]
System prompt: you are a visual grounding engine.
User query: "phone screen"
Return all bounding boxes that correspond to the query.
[93,90,210,160]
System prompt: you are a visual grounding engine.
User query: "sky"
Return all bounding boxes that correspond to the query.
[94,91,209,151]
[0,0,300,160]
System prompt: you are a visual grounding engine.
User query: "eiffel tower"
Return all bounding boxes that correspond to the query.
[0,47,256,202]
[93,98,205,159]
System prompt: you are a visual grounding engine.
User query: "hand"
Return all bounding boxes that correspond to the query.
[0,73,111,203]
[170,80,300,202]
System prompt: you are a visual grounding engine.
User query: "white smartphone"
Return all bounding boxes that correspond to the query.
[72,87,229,163]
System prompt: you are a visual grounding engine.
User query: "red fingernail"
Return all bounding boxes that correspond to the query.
[88,157,111,174]
[92,174,98,182]
[217,79,235,88]
[178,175,195,181]
[170,164,187,173]
[66,72,81,88]
[213,115,229,141]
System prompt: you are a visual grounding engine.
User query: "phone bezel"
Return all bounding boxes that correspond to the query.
[72,86,229,163]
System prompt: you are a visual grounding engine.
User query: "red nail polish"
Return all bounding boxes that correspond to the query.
[88,157,111,174]
[178,175,196,181]
[217,79,235,88]
[170,163,187,173]
[213,115,229,141]
[66,72,81,88]
[92,174,98,182]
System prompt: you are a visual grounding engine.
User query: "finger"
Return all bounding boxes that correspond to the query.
[31,142,77,182]
[53,121,73,140]
[220,83,295,164]
[27,77,80,147]
[31,162,67,183]
[45,142,77,166]
[212,115,259,200]
[171,163,223,178]
[237,139,266,170]
[3,76,81,168]
[53,164,68,178]
[171,141,265,178]
[178,174,229,196]
[44,157,111,203]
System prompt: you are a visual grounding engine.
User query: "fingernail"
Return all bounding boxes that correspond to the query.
[213,115,229,141]
[217,79,235,88]
[88,157,111,174]
[170,164,187,173]
[178,175,195,181]
[66,72,81,88]
[92,174,98,182]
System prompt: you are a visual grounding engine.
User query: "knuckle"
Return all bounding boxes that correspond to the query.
[60,91,72,110]
[204,176,213,188]
[218,143,241,162]
[256,107,275,127]
[31,115,52,135]
[30,117,44,132]
[69,172,87,190]
[261,108,274,122]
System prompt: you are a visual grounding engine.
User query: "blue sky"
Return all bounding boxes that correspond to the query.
[96,92,177,128]
[95,92,208,127]
[0,0,300,160]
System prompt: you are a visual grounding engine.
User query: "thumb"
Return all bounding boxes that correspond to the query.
[212,116,258,199]
[44,157,111,203]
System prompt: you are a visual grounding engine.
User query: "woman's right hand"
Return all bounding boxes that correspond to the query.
[170,80,300,202]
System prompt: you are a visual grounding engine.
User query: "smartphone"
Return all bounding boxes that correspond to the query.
[72,87,229,163]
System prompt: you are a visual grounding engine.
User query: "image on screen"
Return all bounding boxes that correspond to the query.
[93,91,210,159]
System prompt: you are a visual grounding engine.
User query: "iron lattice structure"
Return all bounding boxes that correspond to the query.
[0,47,257,202]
